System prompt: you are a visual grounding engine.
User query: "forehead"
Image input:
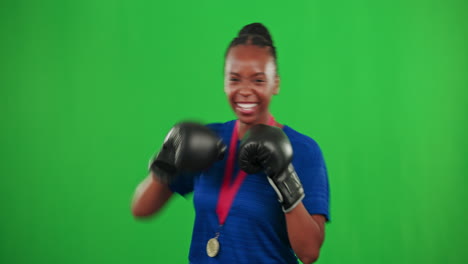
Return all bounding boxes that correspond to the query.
[225,45,274,72]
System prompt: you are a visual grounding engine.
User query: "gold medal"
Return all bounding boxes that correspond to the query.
[206,237,220,257]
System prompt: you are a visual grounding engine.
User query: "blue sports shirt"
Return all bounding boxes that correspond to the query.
[169,120,330,264]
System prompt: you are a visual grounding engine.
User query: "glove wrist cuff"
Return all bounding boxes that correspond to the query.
[267,164,305,213]
[149,156,178,184]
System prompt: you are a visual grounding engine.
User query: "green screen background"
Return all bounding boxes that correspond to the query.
[1,0,467,263]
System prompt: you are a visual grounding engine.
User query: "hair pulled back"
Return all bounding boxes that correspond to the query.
[226,23,278,71]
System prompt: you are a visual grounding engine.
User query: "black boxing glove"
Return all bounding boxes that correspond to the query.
[149,122,226,183]
[239,124,304,212]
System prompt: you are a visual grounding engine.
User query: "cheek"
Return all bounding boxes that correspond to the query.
[257,87,274,105]
[224,83,237,98]
[224,79,234,93]
[257,85,272,97]
[225,88,235,102]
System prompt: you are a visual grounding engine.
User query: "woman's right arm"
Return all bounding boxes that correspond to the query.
[131,172,173,218]
[131,122,224,218]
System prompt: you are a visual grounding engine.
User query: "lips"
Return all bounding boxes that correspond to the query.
[237,103,258,109]
[235,102,259,114]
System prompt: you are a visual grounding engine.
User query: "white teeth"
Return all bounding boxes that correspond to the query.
[237,103,258,109]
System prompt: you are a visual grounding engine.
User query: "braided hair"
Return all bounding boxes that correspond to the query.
[226,23,278,73]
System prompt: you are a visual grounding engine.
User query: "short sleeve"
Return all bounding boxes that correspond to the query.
[292,139,331,222]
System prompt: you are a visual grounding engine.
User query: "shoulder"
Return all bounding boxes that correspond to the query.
[283,125,326,168]
[205,120,236,139]
[205,120,230,132]
[283,125,322,155]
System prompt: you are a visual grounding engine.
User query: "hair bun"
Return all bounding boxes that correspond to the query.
[238,23,273,44]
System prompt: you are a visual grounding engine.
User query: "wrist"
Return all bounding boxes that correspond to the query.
[268,164,305,213]
[149,157,178,184]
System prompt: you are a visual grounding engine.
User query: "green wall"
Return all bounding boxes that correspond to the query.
[1,0,467,263]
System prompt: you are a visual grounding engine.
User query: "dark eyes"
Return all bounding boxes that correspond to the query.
[229,78,265,83]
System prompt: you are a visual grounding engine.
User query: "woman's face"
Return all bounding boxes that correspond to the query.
[224,44,279,125]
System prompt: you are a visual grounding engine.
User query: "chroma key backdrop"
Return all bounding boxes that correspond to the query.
[1,0,467,263]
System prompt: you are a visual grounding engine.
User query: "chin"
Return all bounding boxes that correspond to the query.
[235,112,260,125]
[237,117,255,125]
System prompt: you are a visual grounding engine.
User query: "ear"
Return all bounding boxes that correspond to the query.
[272,75,280,95]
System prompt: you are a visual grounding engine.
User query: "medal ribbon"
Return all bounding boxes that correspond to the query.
[215,115,276,225]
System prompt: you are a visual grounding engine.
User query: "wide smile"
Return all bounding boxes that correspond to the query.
[235,102,259,114]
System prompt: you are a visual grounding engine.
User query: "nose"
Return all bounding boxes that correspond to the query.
[238,86,254,97]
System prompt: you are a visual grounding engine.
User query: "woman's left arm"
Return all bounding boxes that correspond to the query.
[285,202,326,264]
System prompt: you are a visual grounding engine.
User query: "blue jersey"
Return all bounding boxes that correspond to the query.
[169,120,330,264]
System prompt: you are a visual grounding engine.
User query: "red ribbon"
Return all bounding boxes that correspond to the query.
[215,116,276,225]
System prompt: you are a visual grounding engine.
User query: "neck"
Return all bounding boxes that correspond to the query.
[237,113,280,139]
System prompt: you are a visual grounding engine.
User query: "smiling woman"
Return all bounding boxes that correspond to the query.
[131,23,330,264]
[225,44,279,135]
[224,24,280,137]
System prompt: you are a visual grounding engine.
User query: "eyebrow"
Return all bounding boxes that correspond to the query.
[229,72,266,77]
